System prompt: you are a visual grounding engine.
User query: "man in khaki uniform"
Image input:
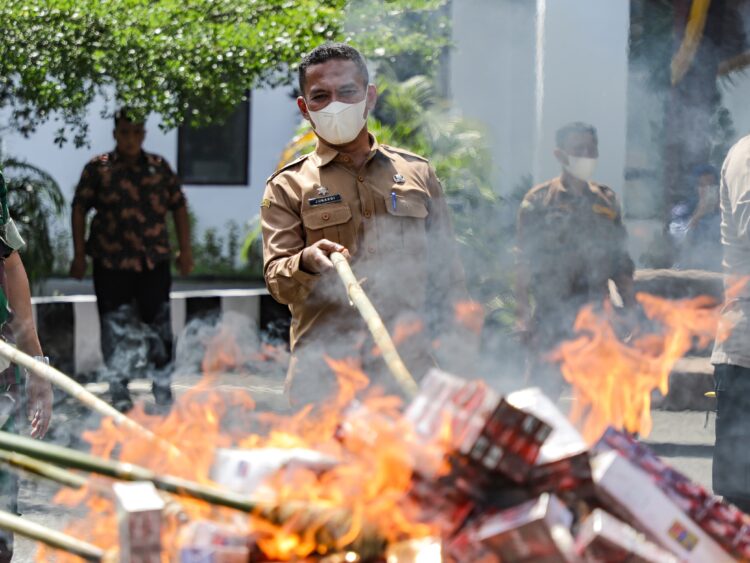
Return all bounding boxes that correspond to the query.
[261,43,468,404]
[516,122,636,395]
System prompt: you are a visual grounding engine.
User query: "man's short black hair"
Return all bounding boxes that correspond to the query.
[114,107,144,127]
[298,42,369,95]
[555,121,598,149]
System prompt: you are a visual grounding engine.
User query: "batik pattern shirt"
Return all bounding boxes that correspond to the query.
[72,151,186,271]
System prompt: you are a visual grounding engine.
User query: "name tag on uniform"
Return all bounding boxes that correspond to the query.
[308,194,343,206]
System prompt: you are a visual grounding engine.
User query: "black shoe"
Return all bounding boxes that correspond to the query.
[152,383,173,407]
[109,381,133,413]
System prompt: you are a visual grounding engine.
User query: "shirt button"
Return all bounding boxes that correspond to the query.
[364,210,372,218]
[342,156,350,162]
[321,212,330,221]
[358,176,364,182]
[368,247,376,254]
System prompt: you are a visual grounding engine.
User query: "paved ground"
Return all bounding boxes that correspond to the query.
[10,373,719,562]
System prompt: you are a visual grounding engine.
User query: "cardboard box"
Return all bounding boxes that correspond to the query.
[575,509,679,562]
[406,370,551,483]
[591,451,733,562]
[177,520,249,563]
[112,481,164,563]
[472,494,576,562]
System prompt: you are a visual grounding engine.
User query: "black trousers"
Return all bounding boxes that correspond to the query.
[93,260,173,387]
[713,363,750,512]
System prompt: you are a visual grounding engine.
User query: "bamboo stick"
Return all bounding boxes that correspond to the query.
[330,252,418,397]
[0,340,183,459]
[0,430,263,513]
[0,450,87,490]
[0,431,388,558]
[0,509,107,561]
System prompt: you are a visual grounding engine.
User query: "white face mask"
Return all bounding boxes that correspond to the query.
[564,155,598,182]
[307,98,368,146]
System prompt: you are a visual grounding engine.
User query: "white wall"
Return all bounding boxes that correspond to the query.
[722,75,750,149]
[451,0,536,194]
[1,86,299,234]
[533,0,630,193]
[451,0,630,196]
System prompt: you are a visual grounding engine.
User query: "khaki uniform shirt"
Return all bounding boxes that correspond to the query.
[517,177,634,345]
[712,135,750,369]
[261,136,468,363]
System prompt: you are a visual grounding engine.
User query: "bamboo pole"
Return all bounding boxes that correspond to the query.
[0,431,388,558]
[0,430,260,513]
[330,252,418,397]
[0,450,87,490]
[0,340,183,459]
[0,509,107,561]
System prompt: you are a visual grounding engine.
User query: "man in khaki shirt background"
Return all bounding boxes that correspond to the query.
[261,43,468,405]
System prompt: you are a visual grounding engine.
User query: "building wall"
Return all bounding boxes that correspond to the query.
[450,0,537,194]
[1,86,299,234]
[451,0,630,197]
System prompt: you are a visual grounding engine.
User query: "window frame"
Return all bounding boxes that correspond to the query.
[177,94,251,187]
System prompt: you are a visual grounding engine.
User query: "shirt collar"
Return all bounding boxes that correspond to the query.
[310,133,381,167]
[552,175,600,199]
[112,149,147,166]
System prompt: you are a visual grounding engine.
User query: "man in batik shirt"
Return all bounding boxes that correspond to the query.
[70,109,193,412]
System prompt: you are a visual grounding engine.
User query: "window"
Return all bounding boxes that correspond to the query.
[178,96,250,185]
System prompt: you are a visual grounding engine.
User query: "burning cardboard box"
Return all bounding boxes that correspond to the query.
[406,370,551,484]
[506,388,593,500]
[591,450,733,562]
[177,520,249,563]
[596,427,750,559]
[112,481,165,563]
[448,493,576,562]
[575,508,679,562]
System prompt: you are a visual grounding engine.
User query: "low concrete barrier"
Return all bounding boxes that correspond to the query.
[31,289,291,378]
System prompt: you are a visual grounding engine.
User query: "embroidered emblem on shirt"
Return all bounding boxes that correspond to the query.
[261,198,272,209]
[393,174,406,184]
[592,203,617,221]
[309,194,343,206]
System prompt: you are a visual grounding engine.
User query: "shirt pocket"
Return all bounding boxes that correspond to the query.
[301,203,357,254]
[381,191,429,254]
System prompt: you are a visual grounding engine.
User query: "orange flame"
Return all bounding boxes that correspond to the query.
[553,293,720,442]
[371,319,424,357]
[454,300,485,336]
[38,342,439,561]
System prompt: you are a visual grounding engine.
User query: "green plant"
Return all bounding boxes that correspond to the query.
[1,157,66,289]
[0,0,451,146]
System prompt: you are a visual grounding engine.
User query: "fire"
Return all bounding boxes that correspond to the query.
[453,300,485,336]
[371,319,424,357]
[37,333,438,561]
[553,293,720,442]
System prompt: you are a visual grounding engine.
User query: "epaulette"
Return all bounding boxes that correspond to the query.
[146,153,165,166]
[523,179,556,201]
[380,144,429,163]
[91,153,111,166]
[266,154,310,183]
[591,182,618,201]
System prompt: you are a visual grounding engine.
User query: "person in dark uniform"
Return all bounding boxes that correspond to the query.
[0,170,53,561]
[515,122,636,395]
[668,164,722,271]
[70,109,193,411]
